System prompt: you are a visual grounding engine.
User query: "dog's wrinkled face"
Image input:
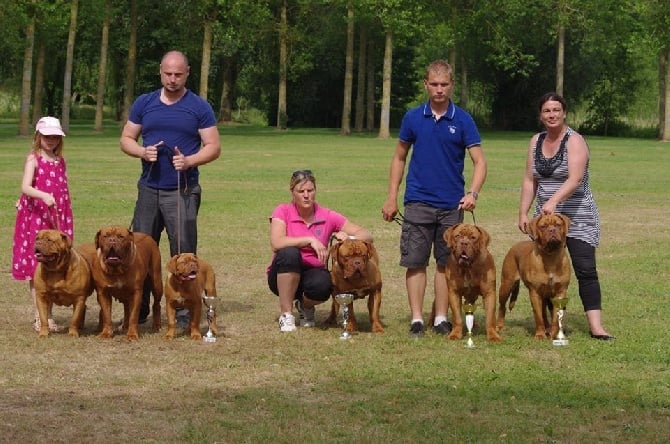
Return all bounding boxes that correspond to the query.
[530,214,570,252]
[336,240,371,279]
[445,224,490,267]
[95,226,134,266]
[34,229,71,270]
[167,253,199,282]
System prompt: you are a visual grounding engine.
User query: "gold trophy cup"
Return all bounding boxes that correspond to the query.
[551,297,569,346]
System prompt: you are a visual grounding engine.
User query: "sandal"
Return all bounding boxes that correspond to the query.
[48,318,60,332]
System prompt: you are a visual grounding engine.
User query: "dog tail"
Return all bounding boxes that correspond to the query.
[508,280,520,310]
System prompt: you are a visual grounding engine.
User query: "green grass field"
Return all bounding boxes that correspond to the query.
[0,122,668,443]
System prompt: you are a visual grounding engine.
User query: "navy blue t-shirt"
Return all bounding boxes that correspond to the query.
[128,89,217,190]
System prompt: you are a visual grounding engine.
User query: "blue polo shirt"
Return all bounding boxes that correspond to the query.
[128,89,217,190]
[398,101,481,209]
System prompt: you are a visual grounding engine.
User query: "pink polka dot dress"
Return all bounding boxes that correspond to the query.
[12,155,74,280]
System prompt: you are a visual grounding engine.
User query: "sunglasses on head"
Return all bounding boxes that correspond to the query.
[291,169,313,178]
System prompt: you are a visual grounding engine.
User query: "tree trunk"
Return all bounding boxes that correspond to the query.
[94,0,110,132]
[340,1,354,136]
[276,0,288,130]
[219,55,235,122]
[18,16,35,136]
[556,23,565,96]
[61,0,79,133]
[122,0,138,123]
[32,43,45,126]
[377,30,392,139]
[365,39,375,132]
[660,46,670,141]
[200,20,213,100]
[460,55,468,108]
[354,26,366,132]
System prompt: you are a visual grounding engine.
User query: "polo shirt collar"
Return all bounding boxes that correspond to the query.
[422,100,455,120]
[289,202,326,226]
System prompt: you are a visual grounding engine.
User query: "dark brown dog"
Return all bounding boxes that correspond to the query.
[443,223,501,342]
[325,239,384,333]
[33,230,95,338]
[164,253,218,340]
[90,226,163,340]
[497,214,572,339]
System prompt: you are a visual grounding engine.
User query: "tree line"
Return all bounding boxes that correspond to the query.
[1,0,668,139]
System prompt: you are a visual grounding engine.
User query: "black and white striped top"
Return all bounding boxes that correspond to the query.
[532,127,601,247]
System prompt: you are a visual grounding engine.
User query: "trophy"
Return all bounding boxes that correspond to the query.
[463,302,476,349]
[551,297,569,346]
[201,294,218,343]
[334,293,354,340]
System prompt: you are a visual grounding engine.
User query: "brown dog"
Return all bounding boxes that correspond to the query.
[164,253,218,340]
[33,230,95,338]
[443,224,501,342]
[90,226,163,340]
[325,239,384,333]
[497,214,572,339]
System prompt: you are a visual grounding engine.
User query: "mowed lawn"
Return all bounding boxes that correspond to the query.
[0,122,668,443]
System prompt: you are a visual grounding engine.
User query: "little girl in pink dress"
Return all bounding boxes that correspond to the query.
[12,116,74,332]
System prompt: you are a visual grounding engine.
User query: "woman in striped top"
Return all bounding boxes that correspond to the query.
[517,92,614,341]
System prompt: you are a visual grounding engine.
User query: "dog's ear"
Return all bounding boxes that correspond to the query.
[328,242,340,264]
[444,224,460,249]
[94,230,102,249]
[365,241,378,259]
[528,216,540,240]
[166,255,178,274]
[476,226,490,248]
[61,231,73,249]
[558,214,571,230]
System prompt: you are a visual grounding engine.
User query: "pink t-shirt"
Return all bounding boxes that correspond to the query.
[268,202,346,269]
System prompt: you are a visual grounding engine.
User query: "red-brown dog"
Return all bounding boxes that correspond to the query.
[497,214,571,339]
[90,226,163,340]
[443,223,502,342]
[325,239,384,333]
[164,253,218,340]
[33,229,95,338]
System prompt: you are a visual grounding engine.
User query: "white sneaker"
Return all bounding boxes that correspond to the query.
[278,313,297,332]
[295,299,316,327]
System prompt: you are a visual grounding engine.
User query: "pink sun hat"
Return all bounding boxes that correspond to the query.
[35,116,66,136]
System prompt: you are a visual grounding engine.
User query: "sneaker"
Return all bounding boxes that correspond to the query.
[295,299,316,327]
[409,321,424,337]
[432,320,453,335]
[278,313,297,332]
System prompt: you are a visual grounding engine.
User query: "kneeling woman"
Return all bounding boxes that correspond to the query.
[267,170,372,332]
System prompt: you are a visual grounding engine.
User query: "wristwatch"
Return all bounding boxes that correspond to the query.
[466,191,479,200]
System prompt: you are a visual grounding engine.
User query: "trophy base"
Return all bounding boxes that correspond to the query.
[203,335,217,343]
[552,338,569,346]
[339,332,351,340]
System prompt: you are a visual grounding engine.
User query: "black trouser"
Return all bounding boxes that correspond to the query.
[267,247,332,302]
[566,237,601,311]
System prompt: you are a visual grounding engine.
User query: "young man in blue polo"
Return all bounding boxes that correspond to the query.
[381,59,487,337]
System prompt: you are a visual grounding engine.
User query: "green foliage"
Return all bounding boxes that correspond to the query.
[0,0,663,133]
